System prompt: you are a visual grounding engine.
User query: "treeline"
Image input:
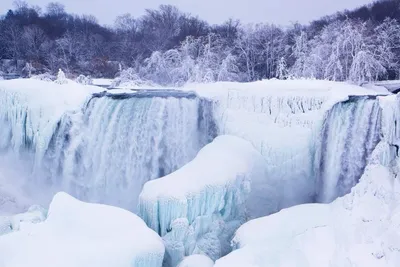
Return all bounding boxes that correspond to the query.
[1,0,400,85]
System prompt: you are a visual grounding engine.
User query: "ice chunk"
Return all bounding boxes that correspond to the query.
[138,135,269,266]
[0,192,165,267]
[177,255,214,267]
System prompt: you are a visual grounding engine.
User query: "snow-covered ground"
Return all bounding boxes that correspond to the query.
[0,192,165,267]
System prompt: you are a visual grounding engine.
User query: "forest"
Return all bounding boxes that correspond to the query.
[0,0,400,85]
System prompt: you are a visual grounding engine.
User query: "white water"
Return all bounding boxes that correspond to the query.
[0,91,216,211]
[315,97,382,203]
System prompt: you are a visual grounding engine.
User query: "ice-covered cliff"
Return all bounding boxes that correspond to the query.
[139,135,268,266]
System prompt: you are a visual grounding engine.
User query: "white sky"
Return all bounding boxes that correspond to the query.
[1,0,375,26]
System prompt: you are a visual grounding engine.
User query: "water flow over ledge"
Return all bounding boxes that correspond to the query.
[315,96,382,203]
[1,90,217,211]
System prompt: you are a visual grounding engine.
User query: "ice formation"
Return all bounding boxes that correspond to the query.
[138,135,268,266]
[0,79,98,160]
[215,93,400,267]
[0,78,395,238]
[189,80,388,209]
[0,192,165,267]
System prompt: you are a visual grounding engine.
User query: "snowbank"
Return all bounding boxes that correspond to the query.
[0,192,165,267]
[139,135,269,266]
[215,158,400,267]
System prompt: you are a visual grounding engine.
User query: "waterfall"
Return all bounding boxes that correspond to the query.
[315,96,382,203]
[1,90,217,211]
[0,82,395,214]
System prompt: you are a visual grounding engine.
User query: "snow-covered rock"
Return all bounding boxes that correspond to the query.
[215,158,400,267]
[0,192,165,267]
[177,255,214,267]
[139,135,269,266]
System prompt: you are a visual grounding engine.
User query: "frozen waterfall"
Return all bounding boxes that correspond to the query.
[0,89,217,211]
[315,96,382,203]
[0,79,396,216]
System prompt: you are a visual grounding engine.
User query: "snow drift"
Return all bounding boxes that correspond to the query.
[0,192,165,267]
[138,135,269,266]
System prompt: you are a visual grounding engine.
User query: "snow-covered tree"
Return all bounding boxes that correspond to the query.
[289,31,310,78]
[349,50,386,83]
[276,57,288,79]
[55,68,67,84]
[373,18,400,78]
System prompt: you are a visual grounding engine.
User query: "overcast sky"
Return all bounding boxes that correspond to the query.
[1,0,374,26]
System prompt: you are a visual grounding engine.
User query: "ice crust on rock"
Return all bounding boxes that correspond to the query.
[0,192,165,267]
[139,135,269,266]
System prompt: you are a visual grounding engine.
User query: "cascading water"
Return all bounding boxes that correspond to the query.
[1,90,217,211]
[315,96,382,203]
[0,80,394,216]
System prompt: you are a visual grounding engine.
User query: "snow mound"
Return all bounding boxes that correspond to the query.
[177,255,214,267]
[215,157,400,267]
[0,192,165,267]
[138,135,268,266]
